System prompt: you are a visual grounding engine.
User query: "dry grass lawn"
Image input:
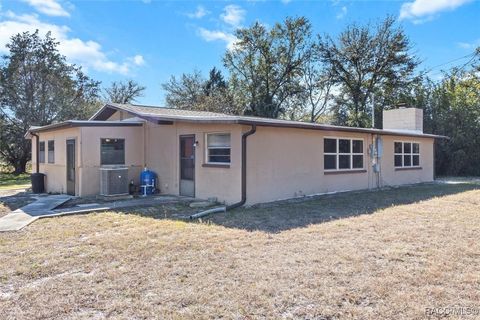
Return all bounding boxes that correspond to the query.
[1,183,479,319]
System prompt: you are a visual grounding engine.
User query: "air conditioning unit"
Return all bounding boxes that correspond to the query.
[99,167,129,196]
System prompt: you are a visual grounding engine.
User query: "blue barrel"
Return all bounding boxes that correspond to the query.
[140,168,157,195]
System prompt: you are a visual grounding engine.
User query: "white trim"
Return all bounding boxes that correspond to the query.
[323,137,365,172]
[394,140,421,168]
[205,132,231,165]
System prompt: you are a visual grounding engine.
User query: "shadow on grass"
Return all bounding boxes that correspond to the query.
[204,182,480,233]
[0,191,38,217]
[109,202,198,220]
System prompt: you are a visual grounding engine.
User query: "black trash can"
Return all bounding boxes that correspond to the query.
[31,173,45,193]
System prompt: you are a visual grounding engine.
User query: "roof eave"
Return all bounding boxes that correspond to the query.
[28,120,144,134]
[89,103,448,140]
[234,119,447,139]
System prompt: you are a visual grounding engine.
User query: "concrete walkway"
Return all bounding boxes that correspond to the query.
[0,195,73,232]
[0,194,197,232]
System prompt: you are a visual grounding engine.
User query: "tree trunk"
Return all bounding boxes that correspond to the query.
[13,158,28,174]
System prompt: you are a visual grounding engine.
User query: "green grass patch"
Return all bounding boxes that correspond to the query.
[0,172,30,190]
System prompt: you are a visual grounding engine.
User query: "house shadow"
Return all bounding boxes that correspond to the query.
[0,191,38,213]
[201,182,480,233]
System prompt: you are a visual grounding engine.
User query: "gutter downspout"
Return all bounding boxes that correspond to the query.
[31,132,40,173]
[226,124,257,211]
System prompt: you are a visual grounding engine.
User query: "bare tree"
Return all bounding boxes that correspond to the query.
[302,60,334,122]
[224,17,314,118]
[317,16,420,127]
[162,68,241,114]
[161,70,205,109]
[104,80,146,104]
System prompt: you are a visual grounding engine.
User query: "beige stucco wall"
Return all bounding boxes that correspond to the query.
[246,127,374,205]
[32,127,81,194]
[32,125,144,196]
[78,126,144,196]
[245,126,434,205]
[379,135,434,186]
[31,110,435,205]
[143,121,242,204]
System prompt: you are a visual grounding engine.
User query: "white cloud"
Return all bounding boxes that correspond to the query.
[186,5,210,19]
[198,28,237,50]
[336,6,347,19]
[0,11,142,75]
[22,0,70,17]
[220,5,246,27]
[457,39,480,50]
[400,0,473,22]
[132,54,145,66]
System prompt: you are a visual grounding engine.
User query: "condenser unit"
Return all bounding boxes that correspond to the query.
[99,167,129,196]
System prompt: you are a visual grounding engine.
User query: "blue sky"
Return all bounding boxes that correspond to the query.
[1,0,479,105]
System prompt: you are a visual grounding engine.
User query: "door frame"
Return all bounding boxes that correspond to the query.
[179,134,196,197]
[66,138,76,196]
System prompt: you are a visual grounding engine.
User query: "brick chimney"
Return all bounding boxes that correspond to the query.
[383,104,423,133]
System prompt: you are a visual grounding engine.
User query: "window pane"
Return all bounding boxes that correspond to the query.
[394,142,402,153]
[207,133,230,147]
[395,155,402,167]
[413,155,420,166]
[404,142,411,153]
[48,141,54,163]
[413,143,420,154]
[208,148,231,163]
[324,155,336,170]
[404,155,411,167]
[352,155,363,169]
[209,156,231,163]
[39,142,45,163]
[180,159,194,180]
[48,151,54,163]
[101,138,125,165]
[209,148,230,156]
[324,138,336,153]
[339,155,351,169]
[339,139,350,153]
[180,138,194,158]
[352,140,363,153]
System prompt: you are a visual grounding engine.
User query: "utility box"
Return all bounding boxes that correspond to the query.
[100,167,129,196]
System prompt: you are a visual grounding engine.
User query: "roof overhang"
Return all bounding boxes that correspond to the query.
[25,120,144,138]
[90,103,166,124]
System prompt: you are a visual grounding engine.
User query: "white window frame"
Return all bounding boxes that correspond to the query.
[324,137,365,172]
[394,141,420,168]
[205,132,231,165]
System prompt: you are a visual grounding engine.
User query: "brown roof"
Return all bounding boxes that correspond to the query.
[90,103,447,139]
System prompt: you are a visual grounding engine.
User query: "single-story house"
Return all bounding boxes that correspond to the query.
[25,103,445,207]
